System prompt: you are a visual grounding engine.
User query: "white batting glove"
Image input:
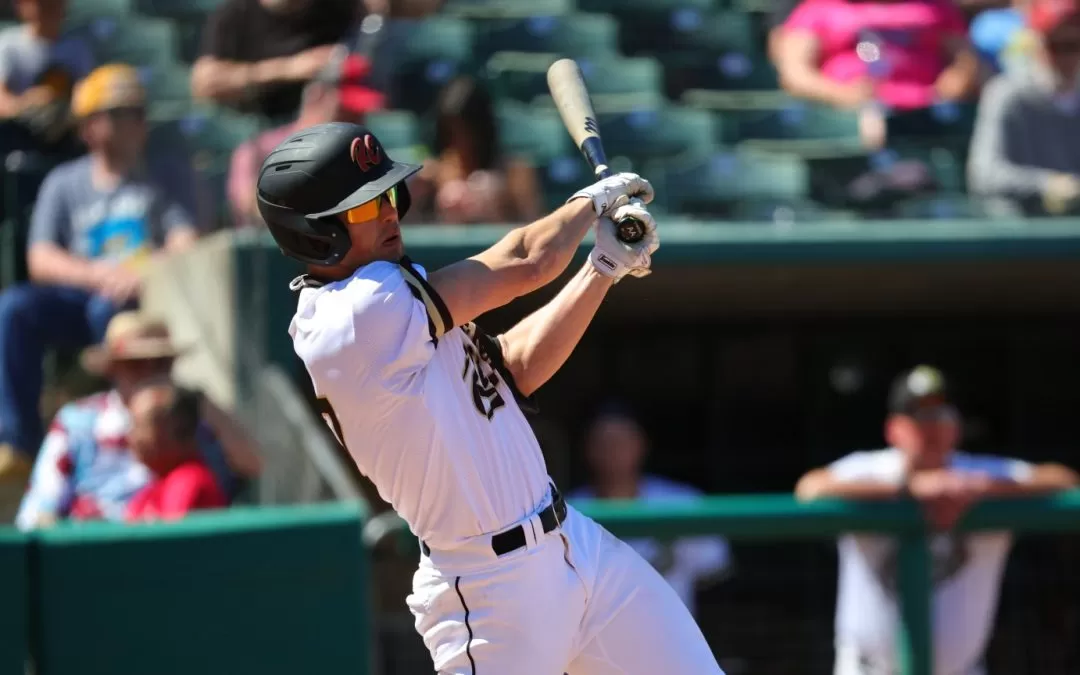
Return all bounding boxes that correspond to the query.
[588,203,659,281]
[569,172,655,217]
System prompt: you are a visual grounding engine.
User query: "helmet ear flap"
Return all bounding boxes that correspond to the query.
[395,181,412,221]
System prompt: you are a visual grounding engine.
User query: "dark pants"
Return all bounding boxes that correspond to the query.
[0,284,130,457]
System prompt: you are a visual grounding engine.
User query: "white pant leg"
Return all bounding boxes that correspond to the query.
[563,511,725,675]
[408,536,586,675]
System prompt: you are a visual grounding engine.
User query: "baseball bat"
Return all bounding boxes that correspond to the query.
[546,58,646,245]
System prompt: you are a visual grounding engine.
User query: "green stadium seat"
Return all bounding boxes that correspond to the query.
[85,16,179,67]
[389,17,475,113]
[65,0,131,27]
[486,53,664,108]
[496,103,575,163]
[892,193,998,220]
[178,108,263,157]
[135,0,224,15]
[578,0,713,12]
[443,0,574,18]
[618,9,757,57]
[364,110,422,155]
[733,102,861,143]
[0,151,58,286]
[661,52,778,99]
[648,151,810,217]
[597,106,719,164]
[476,14,619,60]
[139,63,192,120]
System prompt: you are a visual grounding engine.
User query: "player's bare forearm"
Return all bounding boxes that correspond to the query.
[429,198,595,329]
[497,262,613,397]
[980,463,1079,497]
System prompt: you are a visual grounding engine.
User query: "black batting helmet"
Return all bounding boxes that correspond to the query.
[256,122,422,266]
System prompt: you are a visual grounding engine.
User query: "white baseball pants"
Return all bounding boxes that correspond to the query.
[407,503,724,675]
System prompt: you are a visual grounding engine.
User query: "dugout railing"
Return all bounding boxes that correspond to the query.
[570,491,1080,675]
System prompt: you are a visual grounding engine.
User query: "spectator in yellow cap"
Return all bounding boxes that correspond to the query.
[0,63,201,488]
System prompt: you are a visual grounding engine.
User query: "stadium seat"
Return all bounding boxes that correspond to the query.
[1,151,58,286]
[475,13,620,60]
[65,0,131,28]
[496,103,575,164]
[364,110,423,155]
[596,106,720,165]
[139,63,193,120]
[444,0,574,18]
[178,108,263,158]
[733,101,861,143]
[892,193,998,220]
[135,0,224,14]
[486,53,665,108]
[618,9,757,57]
[85,16,179,67]
[388,17,475,113]
[648,151,811,217]
[578,0,713,13]
[661,52,778,99]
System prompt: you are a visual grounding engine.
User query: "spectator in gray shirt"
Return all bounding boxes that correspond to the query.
[0,0,95,149]
[968,0,1080,215]
[0,63,199,489]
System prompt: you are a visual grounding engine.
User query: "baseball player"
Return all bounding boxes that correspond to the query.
[255,122,724,675]
[796,365,1078,675]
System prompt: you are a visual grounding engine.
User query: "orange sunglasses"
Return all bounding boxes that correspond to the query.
[343,185,398,224]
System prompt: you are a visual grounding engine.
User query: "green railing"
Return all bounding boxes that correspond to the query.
[572,491,1080,675]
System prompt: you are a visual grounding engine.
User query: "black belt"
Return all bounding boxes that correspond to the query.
[421,487,567,558]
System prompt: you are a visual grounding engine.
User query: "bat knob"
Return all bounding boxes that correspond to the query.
[615,216,646,244]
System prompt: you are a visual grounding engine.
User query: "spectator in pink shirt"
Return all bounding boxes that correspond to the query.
[773,0,982,117]
[227,52,384,227]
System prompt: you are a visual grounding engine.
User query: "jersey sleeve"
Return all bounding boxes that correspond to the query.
[331,260,453,396]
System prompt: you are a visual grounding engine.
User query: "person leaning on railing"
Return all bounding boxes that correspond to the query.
[795,365,1078,675]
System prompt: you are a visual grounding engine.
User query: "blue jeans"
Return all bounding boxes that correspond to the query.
[0,284,130,457]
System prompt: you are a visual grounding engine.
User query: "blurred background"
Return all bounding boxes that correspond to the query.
[1,0,1080,673]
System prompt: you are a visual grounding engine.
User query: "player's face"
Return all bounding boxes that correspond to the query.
[337,186,404,266]
[887,406,961,468]
[586,417,647,482]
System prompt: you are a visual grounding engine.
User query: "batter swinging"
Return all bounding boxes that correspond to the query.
[256,122,724,675]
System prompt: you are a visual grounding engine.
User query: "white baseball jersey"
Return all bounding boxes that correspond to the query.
[288,258,550,550]
[828,448,1033,675]
[569,475,732,616]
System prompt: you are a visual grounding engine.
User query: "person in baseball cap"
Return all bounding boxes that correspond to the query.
[885,364,961,469]
[71,63,147,169]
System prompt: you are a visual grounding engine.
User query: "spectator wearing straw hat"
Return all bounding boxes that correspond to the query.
[15,312,260,530]
[0,64,201,487]
[795,365,1078,675]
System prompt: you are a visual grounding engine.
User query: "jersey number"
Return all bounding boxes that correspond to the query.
[316,397,347,449]
[462,343,505,420]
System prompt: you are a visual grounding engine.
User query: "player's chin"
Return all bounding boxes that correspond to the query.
[380,234,404,258]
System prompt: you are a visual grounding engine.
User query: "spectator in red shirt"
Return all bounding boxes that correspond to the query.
[125,382,227,523]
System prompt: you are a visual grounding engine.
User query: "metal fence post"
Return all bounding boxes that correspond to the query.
[897,534,932,675]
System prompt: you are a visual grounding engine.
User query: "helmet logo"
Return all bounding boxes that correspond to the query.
[350,135,382,172]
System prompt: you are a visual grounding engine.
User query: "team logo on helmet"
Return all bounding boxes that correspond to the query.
[350,134,382,172]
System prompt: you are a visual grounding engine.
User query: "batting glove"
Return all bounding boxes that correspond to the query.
[570,172,655,217]
[589,203,659,282]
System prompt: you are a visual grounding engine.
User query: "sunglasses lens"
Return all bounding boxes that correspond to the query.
[343,186,399,224]
[344,200,380,224]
